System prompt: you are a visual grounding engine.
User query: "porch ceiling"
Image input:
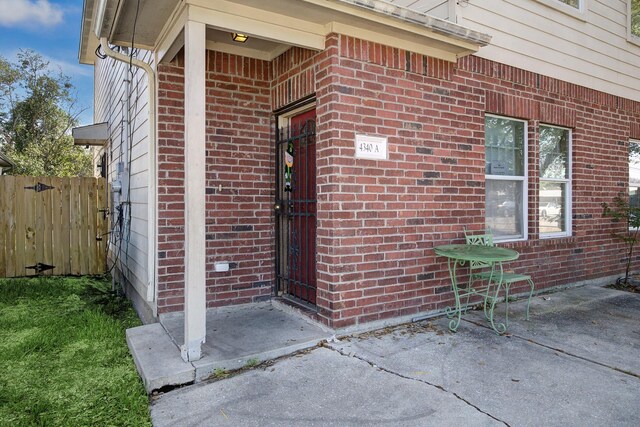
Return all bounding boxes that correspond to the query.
[79,0,491,65]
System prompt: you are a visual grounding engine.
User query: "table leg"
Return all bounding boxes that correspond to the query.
[487,261,507,334]
[444,258,463,332]
[482,264,497,321]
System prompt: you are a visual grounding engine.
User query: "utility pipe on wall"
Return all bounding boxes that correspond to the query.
[100,38,158,317]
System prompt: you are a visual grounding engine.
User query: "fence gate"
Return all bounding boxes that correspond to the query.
[0,176,108,277]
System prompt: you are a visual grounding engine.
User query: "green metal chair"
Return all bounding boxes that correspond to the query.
[463,228,534,325]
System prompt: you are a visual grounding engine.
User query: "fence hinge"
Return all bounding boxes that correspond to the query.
[24,182,55,192]
[26,263,55,274]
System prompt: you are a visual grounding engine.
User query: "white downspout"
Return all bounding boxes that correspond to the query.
[100,38,158,318]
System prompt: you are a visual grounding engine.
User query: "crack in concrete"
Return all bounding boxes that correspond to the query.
[462,318,640,380]
[325,344,510,427]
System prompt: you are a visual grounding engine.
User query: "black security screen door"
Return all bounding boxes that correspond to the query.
[275,108,317,306]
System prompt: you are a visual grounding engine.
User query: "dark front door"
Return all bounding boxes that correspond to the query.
[276,108,317,305]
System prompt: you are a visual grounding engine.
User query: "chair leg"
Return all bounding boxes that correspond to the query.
[525,279,535,321]
[482,280,492,320]
[464,278,475,314]
[504,282,510,327]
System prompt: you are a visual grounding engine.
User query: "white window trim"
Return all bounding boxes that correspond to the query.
[628,0,640,46]
[536,0,588,21]
[539,124,572,239]
[629,139,640,230]
[485,114,529,243]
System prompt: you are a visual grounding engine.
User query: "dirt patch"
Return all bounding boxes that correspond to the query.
[605,276,640,294]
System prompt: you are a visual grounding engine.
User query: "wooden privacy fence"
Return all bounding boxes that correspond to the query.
[0,176,108,277]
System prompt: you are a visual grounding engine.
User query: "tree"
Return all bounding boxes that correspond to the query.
[0,50,92,177]
[602,195,640,285]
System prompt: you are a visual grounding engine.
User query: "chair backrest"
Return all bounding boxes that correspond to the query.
[464,229,494,269]
[465,233,493,247]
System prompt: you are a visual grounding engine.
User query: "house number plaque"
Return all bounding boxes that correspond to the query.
[355,135,387,160]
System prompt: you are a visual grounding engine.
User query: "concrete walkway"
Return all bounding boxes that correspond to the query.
[149,285,640,426]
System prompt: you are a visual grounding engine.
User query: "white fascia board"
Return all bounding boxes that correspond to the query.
[156,2,189,64]
[327,21,462,61]
[72,122,109,146]
[187,3,326,51]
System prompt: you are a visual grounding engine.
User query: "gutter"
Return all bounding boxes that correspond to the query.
[100,38,159,317]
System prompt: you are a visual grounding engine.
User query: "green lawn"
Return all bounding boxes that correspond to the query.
[0,276,151,426]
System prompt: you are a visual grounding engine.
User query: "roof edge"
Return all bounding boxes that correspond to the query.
[0,151,15,169]
[333,0,491,46]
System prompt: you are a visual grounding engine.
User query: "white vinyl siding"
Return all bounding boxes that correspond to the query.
[630,0,640,41]
[450,0,640,103]
[94,50,153,301]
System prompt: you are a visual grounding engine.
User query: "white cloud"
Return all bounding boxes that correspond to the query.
[0,0,64,28]
[47,56,94,78]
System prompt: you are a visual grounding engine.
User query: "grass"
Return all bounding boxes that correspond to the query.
[0,276,151,426]
[245,358,260,368]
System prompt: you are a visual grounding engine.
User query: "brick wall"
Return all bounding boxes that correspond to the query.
[156,51,273,314]
[204,51,273,308]
[156,59,186,313]
[155,34,640,328]
[312,34,640,328]
[313,35,484,327]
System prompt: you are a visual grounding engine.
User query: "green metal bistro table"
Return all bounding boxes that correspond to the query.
[434,244,520,334]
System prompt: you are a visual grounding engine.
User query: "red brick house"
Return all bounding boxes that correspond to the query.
[78,0,640,361]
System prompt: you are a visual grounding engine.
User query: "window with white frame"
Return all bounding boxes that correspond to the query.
[557,0,580,8]
[630,0,640,40]
[629,140,640,210]
[539,125,571,237]
[485,115,528,241]
[536,0,586,18]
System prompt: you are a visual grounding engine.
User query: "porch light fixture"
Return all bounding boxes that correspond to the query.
[231,33,248,43]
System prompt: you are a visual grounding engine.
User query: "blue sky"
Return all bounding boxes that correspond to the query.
[0,0,94,125]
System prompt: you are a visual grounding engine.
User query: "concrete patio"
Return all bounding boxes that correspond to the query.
[148,284,640,426]
[126,300,333,392]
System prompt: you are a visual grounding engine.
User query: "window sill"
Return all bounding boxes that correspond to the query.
[497,235,578,249]
[627,34,640,48]
[540,232,572,240]
[534,0,587,22]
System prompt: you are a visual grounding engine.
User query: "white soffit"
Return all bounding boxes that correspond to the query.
[0,152,14,168]
[72,122,109,146]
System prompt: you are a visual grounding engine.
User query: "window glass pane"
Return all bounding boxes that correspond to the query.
[630,141,640,207]
[539,181,566,234]
[486,179,524,239]
[558,0,579,9]
[631,187,640,208]
[485,117,525,176]
[632,0,640,38]
[540,126,569,179]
